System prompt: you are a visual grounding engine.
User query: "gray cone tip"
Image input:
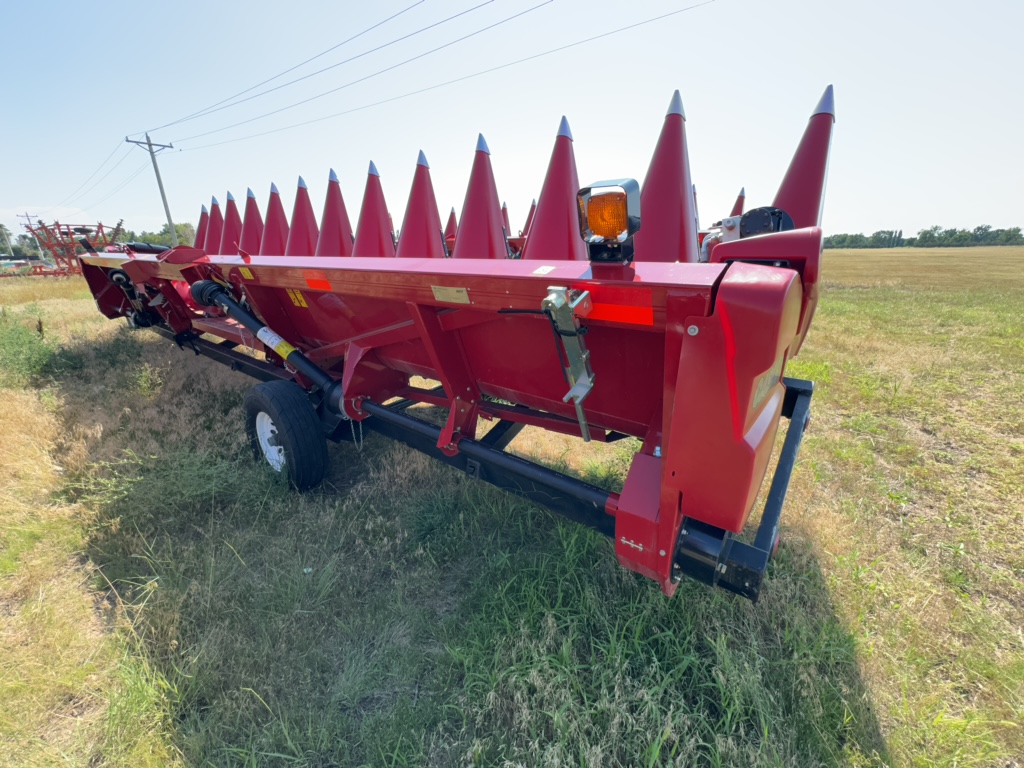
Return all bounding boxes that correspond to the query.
[297,176,307,189]
[450,206,456,214]
[201,204,208,213]
[368,160,379,176]
[476,133,490,155]
[328,168,339,183]
[226,191,235,202]
[417,149,429,168]
[557,115,573,141]
[812,84,835,119]
[667,90,685,119]
[211,196,219,206]
[246,187,255,198]
[270,182,279,195]
[532,198,537,205]
[739,186,746,196]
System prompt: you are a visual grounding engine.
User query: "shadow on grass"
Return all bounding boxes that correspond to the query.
[51,330,891,766]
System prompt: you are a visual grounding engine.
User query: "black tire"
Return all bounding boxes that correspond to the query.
[243,381,328,491]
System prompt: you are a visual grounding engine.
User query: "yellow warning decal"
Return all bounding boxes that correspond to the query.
[239,267,254,280]
[256,327,296,359]
[286,288,308,308]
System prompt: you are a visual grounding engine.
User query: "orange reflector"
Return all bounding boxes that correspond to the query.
[586,191,629,240]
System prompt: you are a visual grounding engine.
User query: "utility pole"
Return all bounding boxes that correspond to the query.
[126,133,177,246]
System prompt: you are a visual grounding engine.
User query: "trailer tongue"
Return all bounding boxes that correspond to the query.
[79,86,834,600]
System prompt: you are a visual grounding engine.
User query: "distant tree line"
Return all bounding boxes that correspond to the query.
[824,225,1024,249]
[121,222,196,248]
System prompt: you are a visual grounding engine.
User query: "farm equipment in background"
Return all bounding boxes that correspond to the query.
[77,85,834,601]
[8,219,125,278]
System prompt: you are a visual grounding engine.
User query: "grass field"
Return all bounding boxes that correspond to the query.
[1,247,1021,766]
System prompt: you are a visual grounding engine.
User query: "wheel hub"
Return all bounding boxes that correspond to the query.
[255,411,286,471]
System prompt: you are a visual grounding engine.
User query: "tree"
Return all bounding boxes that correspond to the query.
[132,222,196,247]
[0,224,14,257]
[14,234,41,260]
[996,227,1024,245]
[915,226,942,247]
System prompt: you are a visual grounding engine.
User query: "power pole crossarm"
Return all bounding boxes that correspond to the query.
[126,133,178,247]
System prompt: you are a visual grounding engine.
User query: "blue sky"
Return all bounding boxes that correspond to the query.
[1,0,1021,242]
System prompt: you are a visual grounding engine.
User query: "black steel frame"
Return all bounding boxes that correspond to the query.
[149,324,812,601]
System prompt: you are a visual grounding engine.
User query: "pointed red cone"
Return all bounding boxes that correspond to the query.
[239,188,264,255]
[259,183,289,255]
[773,85,835,229]
[204,196,224,254]
[352,162,396,257]
[521,117,587,261]
[218,191,243,255]
[396,151,446,259]
[633,91,700,263]
[522,198,536,238]
[452,134,507,259]
[194,204,209,250]
[284,176,319,256]
[730,186,746,217]
[315,169,354,257]
[501,202,511,236]
[443,206,457,253]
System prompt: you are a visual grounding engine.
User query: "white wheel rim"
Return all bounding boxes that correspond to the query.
[255,411,286,472]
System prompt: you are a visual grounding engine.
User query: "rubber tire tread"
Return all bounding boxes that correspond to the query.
[244,381,328,491]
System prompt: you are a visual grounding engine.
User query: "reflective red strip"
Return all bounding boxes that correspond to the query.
[303,269,331,291]
[577,285,654,326]
[588,303,654,325]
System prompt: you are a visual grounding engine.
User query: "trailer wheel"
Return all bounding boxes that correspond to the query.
[244,381,328,491]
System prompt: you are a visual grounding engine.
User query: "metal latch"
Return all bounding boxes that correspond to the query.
[543,286,595,441]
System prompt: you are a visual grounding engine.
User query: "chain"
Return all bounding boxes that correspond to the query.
[349,417,364,451]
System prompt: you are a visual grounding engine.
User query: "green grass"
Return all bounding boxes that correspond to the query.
[1,251,1022,766]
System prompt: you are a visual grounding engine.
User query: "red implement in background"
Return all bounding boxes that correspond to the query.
[77,86,834,600]
[12,219,123,277]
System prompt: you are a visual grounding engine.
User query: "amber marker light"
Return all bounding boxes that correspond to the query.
[576,178,641,263]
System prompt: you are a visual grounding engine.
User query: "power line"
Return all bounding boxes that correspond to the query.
[61,146,136,207]
[180,0,715,152]
[150,0,492,134]
[172,0,554,144]
[82,160,151,210]
[136,1,425,136]
[50,139,126,209]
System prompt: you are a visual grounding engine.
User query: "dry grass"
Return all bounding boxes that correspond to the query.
[0,275,92,306]
[1,250,1022,766]
[823,246,1024,290]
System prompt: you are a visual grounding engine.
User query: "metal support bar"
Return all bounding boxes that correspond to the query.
[152,327,290,382]
[479,419,526,451]
[361,400,615,536]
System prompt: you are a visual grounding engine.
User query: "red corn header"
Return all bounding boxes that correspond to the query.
[77,86,835,600]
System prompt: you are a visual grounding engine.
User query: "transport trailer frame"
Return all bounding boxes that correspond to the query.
[152,324,812,601]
